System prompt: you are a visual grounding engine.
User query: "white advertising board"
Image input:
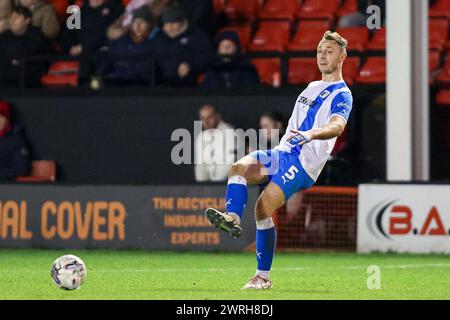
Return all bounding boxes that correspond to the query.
[358,184,450,253]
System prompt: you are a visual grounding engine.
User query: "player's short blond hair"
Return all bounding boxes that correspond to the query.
[321,31,348,52]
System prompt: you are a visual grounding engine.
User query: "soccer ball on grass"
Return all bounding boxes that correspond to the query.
[50,255,87,290]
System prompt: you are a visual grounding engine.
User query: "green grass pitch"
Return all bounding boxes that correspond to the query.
[1,249,449,300]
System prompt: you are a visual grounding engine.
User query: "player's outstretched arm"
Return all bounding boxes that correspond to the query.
[287,115,346,145]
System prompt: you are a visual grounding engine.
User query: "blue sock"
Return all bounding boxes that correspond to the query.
[256,218,277,274]
[225,175,248,221]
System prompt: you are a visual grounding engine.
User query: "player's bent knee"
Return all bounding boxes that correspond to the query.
[228,162,247,178]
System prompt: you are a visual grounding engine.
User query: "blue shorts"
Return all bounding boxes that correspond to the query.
[249,149,315,200]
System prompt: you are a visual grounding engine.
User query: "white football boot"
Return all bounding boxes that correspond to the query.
[242,275,273,290]
[205,208,243,238]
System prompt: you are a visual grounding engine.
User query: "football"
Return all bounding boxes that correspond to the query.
[50,255,87,290]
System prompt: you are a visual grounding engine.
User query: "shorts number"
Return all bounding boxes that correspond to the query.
[281,165,299,184]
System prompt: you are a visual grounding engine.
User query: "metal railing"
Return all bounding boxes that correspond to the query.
[9,50,381,90]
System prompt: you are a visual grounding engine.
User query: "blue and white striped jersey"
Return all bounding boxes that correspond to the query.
[275,80,353,181]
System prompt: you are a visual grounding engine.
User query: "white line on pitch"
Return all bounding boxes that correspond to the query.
[91,263,450,272]
[2,263,450,273]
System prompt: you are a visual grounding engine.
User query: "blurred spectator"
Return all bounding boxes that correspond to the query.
[0,101,30,180]
[0,0,12,34]
[60,0,124,83]
[0,6,47,87]
[174,0,214,37]
[338,0,385,28]
[15,0,60,39]
[107,0,170,40]
[95,5,157,86]
[195,104,235,182]
[259,111,285,150]
[246,111,285,154]
[202,31,259,89]
[152,4,213,86]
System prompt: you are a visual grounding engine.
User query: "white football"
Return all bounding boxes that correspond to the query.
[51,255,87,290]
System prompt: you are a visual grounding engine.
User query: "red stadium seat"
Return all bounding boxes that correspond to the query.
[342,57,361,85]
[429,18,449,51]
[258,0,301,21]
[429,0,450,18]
[212,0,225,14]
[337,0,359,17]
[41,61,79,87]
[336,27,369,52]
[288,58,321,85]
[251,58,282,86]
[197,73,206,85]
[248,21,291,52]
[297,0,341,19]
[16,160,57,182]
[429,50,441,71]
[366,27,385,51]
[287,20,330,51]
[436,89,450,105]
[46,61,79,73]
[218,23,252,51]
[49,0,69,21]
[429,50,441,84]
[331,129,347,155]
[355,57,386,84]
[224,0,261,20]
[366,21,448,51]
[437,52,450,85]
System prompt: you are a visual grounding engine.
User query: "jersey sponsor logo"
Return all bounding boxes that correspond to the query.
[297,96,316,107]
[281,165,299,184]
[366,200,450,239]
[319,90,331,99]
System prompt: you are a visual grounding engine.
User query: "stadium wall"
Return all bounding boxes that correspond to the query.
[8,94,295,183]
[5,88,382,183]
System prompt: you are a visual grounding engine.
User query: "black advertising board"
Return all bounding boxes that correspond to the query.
[0,184,258,251]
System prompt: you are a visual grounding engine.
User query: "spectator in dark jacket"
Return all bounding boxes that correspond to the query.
[60,0,124,83]
[107,0,170,40]
[174,0,214,37]
[202,31,259,89]
[95,5,157,86]
[152,4,213,86]
[0,6,47,87]
[0,101,30,180]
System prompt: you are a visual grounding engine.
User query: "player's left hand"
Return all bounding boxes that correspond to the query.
[178,63,190,78]
[287,129,312,145]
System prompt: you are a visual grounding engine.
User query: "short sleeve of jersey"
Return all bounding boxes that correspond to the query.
[329,91,353,122]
